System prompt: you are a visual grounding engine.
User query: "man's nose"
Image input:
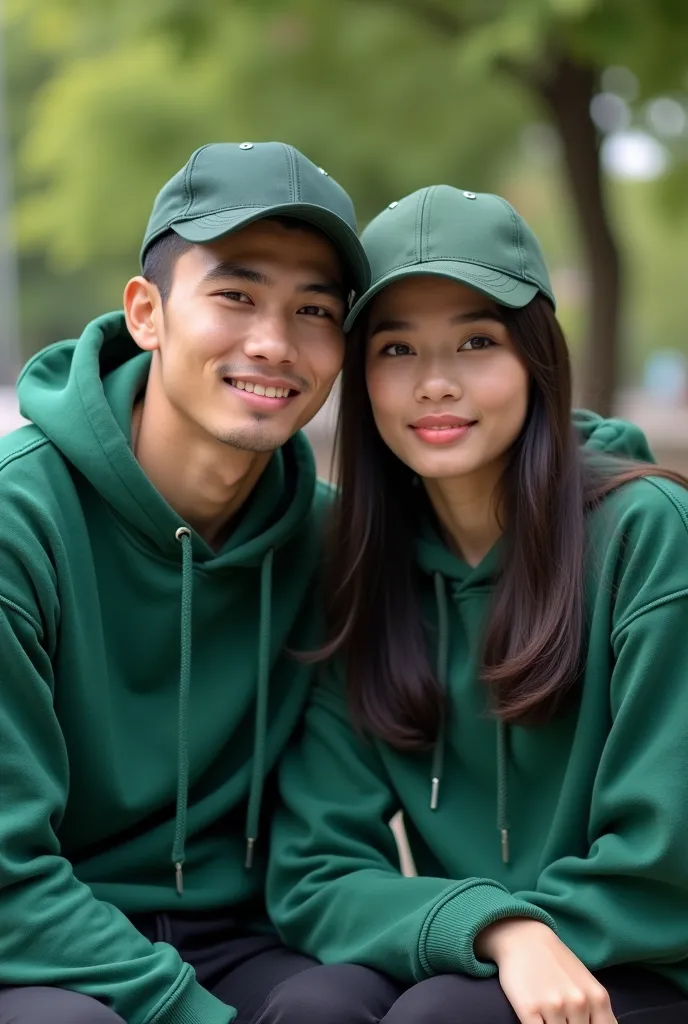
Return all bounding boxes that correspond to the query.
[242,315,298,364]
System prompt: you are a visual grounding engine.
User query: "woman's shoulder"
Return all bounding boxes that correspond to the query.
[587,473,688,622]
[590,472,688,537]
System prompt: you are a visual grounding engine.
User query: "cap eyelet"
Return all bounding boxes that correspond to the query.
[175,527,191,541]
[388,201,398,209]
[463,191,477,200]
[239,142,254,150]
[318,167,329,176]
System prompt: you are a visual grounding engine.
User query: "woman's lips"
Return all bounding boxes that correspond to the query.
[410,414,476,445]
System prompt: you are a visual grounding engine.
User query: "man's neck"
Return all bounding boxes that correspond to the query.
[131,389,271,552]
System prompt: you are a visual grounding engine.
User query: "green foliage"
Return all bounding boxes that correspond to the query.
[5,0,688,371]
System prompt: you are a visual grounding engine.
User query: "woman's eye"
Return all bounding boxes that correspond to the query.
[460,335,495,351]
[381,343,413,357]
[299,305,331,318]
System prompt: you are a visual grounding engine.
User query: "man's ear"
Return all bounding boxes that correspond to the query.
[124,277,163,352]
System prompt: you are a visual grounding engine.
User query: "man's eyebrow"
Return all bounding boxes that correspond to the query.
[297,280,346,303]
[201,262,271,287]
[200,261,345,302]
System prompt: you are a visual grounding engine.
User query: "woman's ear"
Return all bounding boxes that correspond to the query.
[123,277,163,353]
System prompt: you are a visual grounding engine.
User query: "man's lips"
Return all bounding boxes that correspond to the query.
[223,375,303,412]
[224,376,300,399]
[410,413,477,445]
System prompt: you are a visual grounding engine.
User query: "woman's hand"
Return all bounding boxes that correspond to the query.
[475,918,616,1023]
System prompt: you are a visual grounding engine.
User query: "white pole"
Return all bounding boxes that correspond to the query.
[0,0,21,385]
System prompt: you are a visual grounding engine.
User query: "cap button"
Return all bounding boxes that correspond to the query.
[239,142,254,150]
[388,201,398,209]
[318,167,329,176]
[463,191,477,200]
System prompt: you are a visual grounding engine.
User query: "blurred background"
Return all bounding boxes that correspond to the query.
[2,0,688,472]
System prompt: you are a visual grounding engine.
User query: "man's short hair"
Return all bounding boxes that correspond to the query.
[142,231,193,304]
[142,218,344,305]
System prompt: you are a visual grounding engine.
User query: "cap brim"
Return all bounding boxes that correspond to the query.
[344,260,539,332]
[171,204,369,295]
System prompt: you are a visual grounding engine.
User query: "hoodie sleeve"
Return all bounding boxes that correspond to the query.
[268,677,555,983]
[512,590,688,974]
[0,599,233,1024]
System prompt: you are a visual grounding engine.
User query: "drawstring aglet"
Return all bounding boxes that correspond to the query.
[175,862,184,896]
[500,828,510,865]
[245,837,256,870]
[430,777,440,811]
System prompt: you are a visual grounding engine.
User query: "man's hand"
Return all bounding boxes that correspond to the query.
[475,918,616,1024]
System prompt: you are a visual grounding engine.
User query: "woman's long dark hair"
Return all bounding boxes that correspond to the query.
[320,293,688,749]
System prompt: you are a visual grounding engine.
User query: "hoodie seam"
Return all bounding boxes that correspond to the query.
[0,434,51,473]
[611,588,688,644]
[0,592,42,633]
[643,477,688,529]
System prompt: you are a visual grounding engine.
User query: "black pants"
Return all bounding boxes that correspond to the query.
[258,962,688,1023]
[0,910,318,1024]
[1,909,686,1023]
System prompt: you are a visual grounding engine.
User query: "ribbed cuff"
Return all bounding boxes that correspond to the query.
[148,975,236,1024]
[419,881,556,978]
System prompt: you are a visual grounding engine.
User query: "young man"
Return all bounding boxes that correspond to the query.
[0,142,368,1024]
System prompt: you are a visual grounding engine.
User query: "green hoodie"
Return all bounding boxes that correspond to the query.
[0,312,329,1024]
[269,414,688,993]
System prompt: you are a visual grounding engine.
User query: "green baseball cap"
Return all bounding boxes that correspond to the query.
[141,141,369,295]
[345,184,554,331]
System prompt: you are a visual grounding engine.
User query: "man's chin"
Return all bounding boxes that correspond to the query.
[213,425,292,454]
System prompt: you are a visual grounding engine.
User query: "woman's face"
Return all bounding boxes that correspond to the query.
[365,275,530,483]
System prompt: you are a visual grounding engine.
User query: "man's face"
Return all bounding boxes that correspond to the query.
[147,220,347,452]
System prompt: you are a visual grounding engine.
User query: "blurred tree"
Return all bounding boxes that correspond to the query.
[327,0,688,414]
[6,0,530,353]
[6,0,688,412]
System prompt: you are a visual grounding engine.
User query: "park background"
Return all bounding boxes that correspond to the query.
[2,0,688,474]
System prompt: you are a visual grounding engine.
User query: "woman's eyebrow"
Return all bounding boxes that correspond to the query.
[370,318,414,338]
[450,309,505,325]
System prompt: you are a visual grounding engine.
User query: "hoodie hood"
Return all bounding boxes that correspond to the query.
[414,408,655,858]
[17,311,315,567]
[415,408,654,583]
[17,310,320,891]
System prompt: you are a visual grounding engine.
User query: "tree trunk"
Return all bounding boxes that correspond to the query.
[537,57,621,416]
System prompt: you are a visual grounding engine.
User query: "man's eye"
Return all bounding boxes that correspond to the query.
[460,335,495,351]
[299,305,331,317]
[381,343,413,356]
[220,291,251,303]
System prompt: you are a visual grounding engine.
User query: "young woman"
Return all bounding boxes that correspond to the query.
[261,186,688,1024]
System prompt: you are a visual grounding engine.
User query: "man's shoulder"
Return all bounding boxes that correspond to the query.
[0,422,71,498]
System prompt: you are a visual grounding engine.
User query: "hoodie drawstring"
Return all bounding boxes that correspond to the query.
[432,569,510,864]
[173,526,193,894]
[431,573,449,810]
[496,719,510,864]
[245,548,274,869]
[171,528,274,893]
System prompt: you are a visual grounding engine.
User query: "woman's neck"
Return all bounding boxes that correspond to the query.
[423,460,505,568]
